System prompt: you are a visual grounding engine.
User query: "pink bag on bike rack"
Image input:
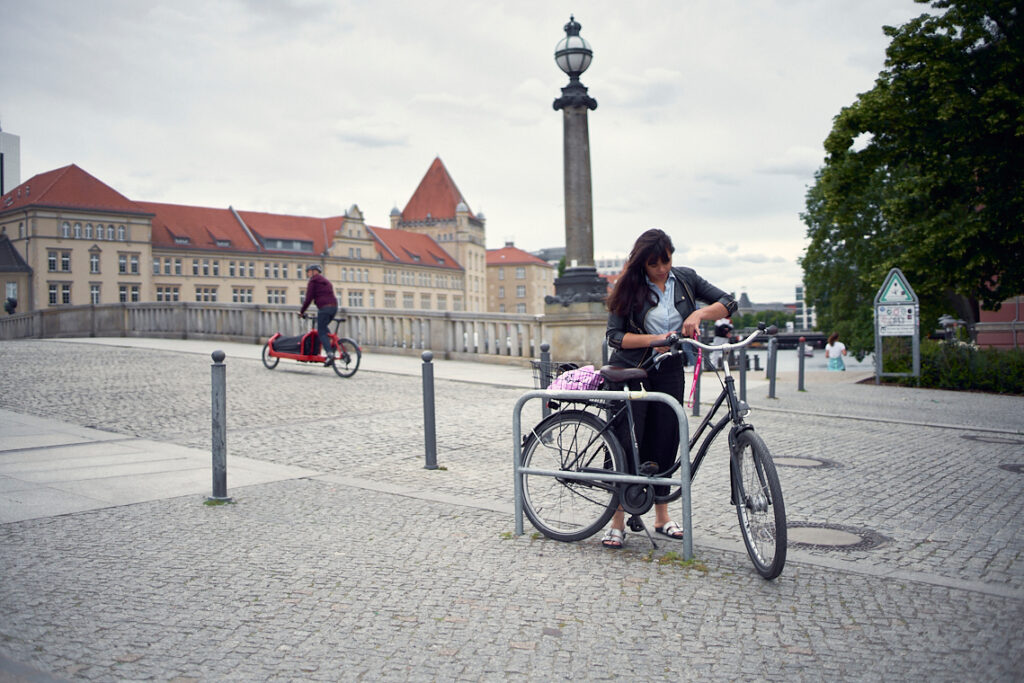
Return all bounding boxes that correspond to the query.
[548,365,604,391]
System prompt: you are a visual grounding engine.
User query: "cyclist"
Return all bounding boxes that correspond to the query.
[602,228,737,548]
[299,264,338,366]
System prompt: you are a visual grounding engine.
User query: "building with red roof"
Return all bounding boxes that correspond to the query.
[486,242,555,314]
[0,161,478,313]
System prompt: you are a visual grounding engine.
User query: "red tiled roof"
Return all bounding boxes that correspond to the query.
[139,202,260,252]
[400,157,474,222]
[486,245,553,267]
[0,164,148,216]
[367,226,462,270]
[238,210,345,255]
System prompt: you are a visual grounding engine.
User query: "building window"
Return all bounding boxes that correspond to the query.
[499,304,506,313]
[213,261,220,276]
[119,254,128,274]
[73,223,82,239]
[156,286,180,302]
[192,260,200,275]
[264,263,271,278]
[403,292,414,309]
[61,222,70,238]
[130,255,139,274]
[498,268,504,280]
[498,286,505,298]
[232,287,253,303]
[453,296,463,312]
[437,295,447,310]
[85,223,93,239]
[61,283,72,304]
[195,287,218,302]
[516,267,526,279]
[164,258,172,275]
[118,225,126,241]
[119,285,128,303]
[348,291,363,307]
[106,225,115,240]
[153,257,160,275]
[175,259,182,275]
[517,303,527,313]
[248,262,255,277]
[131,285,140,303]
[90,284,100,304]
[420,293,431,309]
[516,285,526,298]
[229,261,236,277]
[48,284,58,305]
[384,291,396,308]
[202,259,210,276]
[90,253,100,274]
[60,252,71,272]
[267,288,287,305]
[48,252,58,272]
[296,265,303,279]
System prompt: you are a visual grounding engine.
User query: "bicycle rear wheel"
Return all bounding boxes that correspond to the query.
[332,338,361,378]
[521,410,624,542]
[731,429,787,579]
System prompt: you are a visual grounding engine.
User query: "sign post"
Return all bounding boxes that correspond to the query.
[874,267,920,385]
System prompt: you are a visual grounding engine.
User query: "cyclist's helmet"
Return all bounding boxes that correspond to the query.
[306,264,322,273]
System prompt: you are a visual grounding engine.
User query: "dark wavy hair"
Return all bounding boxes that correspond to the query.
[606,229,675,317]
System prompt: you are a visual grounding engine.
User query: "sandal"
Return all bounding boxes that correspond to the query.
[601,528,625,549]
[655,520,684,540]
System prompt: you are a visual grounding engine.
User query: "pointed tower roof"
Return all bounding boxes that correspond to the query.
[400,157,474,222]
[0,164,148,216]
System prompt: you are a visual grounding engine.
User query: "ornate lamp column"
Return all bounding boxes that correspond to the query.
[549,15,606,305]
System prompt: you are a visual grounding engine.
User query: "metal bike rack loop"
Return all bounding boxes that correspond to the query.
[512,389,693,560]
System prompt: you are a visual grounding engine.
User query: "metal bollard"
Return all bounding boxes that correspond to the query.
[540,342,552,419]
[797,337,806,392]
[209,350,231,502]
[739,346,747,402]
[767,337,778,399]
[422,351,438,470]
[754,354,762,372]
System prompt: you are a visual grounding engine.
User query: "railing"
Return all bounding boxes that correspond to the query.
[0,302,550,364]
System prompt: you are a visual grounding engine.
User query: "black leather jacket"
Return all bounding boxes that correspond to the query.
[605,266,737,367]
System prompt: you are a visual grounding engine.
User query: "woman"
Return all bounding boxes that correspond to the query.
[602,229,737,548]
[825,332,847,371]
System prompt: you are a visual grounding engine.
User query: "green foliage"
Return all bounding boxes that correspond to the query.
[890,340,1024,393]
[557,256,566,278]
[733,310,796,330]
[800,0,1024,356]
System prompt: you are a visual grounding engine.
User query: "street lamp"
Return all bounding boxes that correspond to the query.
[549,15,604,306]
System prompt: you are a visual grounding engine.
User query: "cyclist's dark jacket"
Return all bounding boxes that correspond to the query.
[299,273,338,315]
[605,266,737,368]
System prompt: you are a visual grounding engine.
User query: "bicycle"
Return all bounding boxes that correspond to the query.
[262,315,362,378]
[520,323,787,579]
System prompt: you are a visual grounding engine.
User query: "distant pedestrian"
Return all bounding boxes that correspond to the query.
[825,332,847,371]
[710,317,733,368]
[299,264,338,366]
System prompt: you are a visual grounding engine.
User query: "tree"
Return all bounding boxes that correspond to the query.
[800,0,1023,356]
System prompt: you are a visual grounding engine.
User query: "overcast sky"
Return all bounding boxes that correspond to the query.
[0,0,928,303]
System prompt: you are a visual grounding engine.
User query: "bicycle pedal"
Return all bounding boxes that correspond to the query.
[627,516,645,532]
[639,461,659,476]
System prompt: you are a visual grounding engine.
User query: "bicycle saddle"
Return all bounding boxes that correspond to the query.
[599,365,647,383]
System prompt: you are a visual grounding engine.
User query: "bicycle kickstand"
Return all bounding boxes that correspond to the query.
[627,515,659,550]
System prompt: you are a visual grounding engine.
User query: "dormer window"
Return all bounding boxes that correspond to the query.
[174,236,191,245]
[215,239,231,247]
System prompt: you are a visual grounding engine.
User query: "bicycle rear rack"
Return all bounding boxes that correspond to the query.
[512,389,694,560]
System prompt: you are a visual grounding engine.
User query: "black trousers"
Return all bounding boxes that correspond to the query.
[611,355,685,500]
[316,306,337,355]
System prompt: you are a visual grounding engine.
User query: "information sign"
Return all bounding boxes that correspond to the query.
[873,267,920,383]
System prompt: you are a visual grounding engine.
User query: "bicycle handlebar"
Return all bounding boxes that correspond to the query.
[649,323,777,366]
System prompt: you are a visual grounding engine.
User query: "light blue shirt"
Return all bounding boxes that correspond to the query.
[644,272,683,335]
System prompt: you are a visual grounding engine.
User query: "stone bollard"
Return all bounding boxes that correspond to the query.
[209,350,232,502]
[422,351,438,470]
[798,337,807,392]
[767,337,778,399]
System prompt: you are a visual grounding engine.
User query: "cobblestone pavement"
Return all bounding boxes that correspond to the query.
[1,340,1023,681]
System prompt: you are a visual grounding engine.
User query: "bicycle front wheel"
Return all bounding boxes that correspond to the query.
[731,429,787,579]
[520,410,624,542]
[262,342,279,369]
[332,338,361,378]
